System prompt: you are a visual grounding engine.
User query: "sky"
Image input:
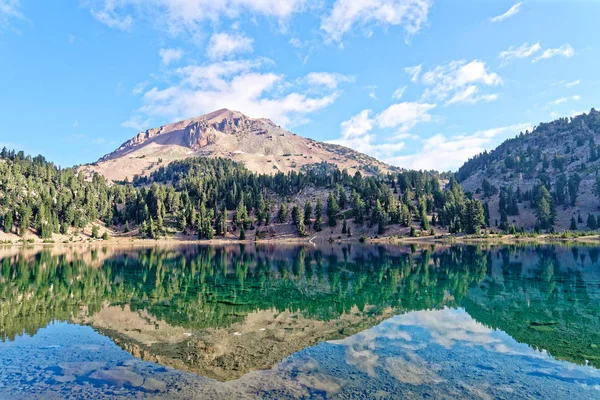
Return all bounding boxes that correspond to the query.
[0,0,598,171]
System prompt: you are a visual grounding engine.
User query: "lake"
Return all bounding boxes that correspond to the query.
[1,243,600,399]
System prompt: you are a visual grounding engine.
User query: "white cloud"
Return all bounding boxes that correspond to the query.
[328,102,435,160]
[329,109,404,159]
[499,42,541,64]
[533,44,575,62]
[377,101,436,132]
[90,0,133,31]
[330,135,405,159]
[548,95,580,106]
[130,58,342,128]
[395,132,418,140]
[306,72,354,89]
[385,123,531,171]
[88,0,307,34]
[159,48,183,65]
[340,110,374,139]
[206,32,254,60]
[446,86,498,105]
[289,37,305,48]
[392,86,407,100]
[490,2,522,23]
[0,0,25,30]
[132,81,149,95]
[565,79,581,88]
[405,64,422,82]
[418,60,501,105]
[321,0,432,42]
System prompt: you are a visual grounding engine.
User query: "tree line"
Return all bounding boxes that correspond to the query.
[0,149,487,239]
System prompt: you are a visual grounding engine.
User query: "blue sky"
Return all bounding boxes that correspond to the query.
[0,0,597,171]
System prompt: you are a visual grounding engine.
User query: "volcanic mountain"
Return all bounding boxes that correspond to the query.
[81,109,396,182]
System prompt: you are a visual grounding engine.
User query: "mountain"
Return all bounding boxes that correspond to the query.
[80,109,396,182]
[457,109,600,231]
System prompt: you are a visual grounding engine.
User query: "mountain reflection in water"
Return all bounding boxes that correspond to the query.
[0,244,599,399]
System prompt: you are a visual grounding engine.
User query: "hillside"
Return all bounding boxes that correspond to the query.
[457,109,600,231]
[80,109,396,182]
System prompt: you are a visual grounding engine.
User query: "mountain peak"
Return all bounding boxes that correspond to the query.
[81,108,397,181]
[200,108,246,123]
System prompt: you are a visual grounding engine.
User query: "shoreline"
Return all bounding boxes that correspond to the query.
[2,232,600,249]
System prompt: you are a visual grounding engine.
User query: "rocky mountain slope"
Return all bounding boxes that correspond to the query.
[457,109,600,231]
[80,109,396,182]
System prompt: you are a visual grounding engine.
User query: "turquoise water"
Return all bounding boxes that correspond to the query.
[1,244,599,398]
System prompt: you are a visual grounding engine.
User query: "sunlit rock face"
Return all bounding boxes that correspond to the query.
[79,108,396,182]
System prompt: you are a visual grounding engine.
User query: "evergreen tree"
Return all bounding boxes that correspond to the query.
[568,174,582,207]
[464,199,486,234]
[570,216,578,231]
[277,203,288,223]
[314,200,323,232]
[534,184,554,230]
[420,208,430,230]
[296,208,306,236]
[587,214,598,230]
[327,192,339,227]
[239,226,246,240]
[291,205,301,226]
[410,226,416,237]
[3,212,13,233]
[303,201,313,226]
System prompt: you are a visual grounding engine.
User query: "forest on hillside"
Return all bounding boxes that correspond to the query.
[0,148,486,240]
[458,109,600,232]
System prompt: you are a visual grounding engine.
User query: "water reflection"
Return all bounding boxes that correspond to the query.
[0,244,600,398]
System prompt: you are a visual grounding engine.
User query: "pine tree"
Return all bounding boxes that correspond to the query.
[303,201,313,226]
[314,200,323,232]
[291,205,301,225]
[567,174,582,207]
[587,214,598,230]
[535,184,554,230]
[92,225,99,239]
[239,226,246,240]
[18,204,32,236]
[205,219,214,239]
[296,207,306,236]
[327,192,339,227]
[464,199,485,234]
[3,212,13,233]
[342,219,347,234]
[420,209,430,230]
[570,216,578,231]
[277,203,288,223]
